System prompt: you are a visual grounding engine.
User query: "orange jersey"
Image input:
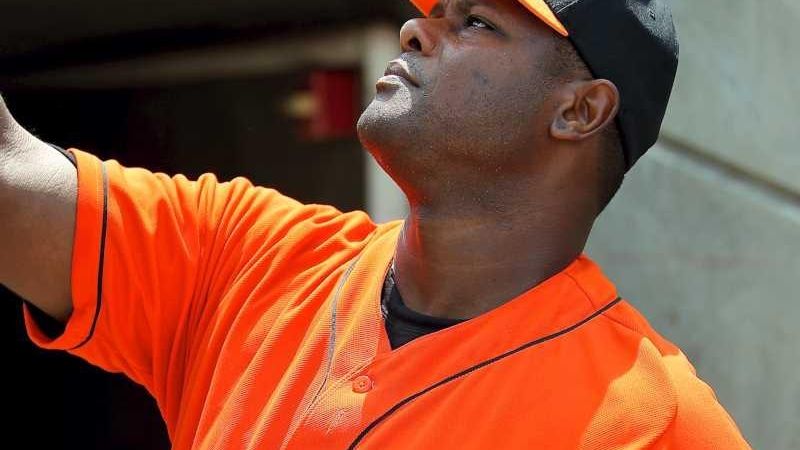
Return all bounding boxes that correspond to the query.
[26,149,751,449]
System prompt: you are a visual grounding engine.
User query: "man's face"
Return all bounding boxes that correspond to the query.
[357,0,565,194]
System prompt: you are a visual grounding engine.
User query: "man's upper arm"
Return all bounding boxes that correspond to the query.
[0,110,77,322]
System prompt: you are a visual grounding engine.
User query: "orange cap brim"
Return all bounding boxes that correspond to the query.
[410,0,569,37]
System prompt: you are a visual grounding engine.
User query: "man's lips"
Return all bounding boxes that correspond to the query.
[382,59,420,87]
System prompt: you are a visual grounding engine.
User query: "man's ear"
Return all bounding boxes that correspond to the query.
[550,79,620,142]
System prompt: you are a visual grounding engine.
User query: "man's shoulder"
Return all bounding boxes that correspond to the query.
[596,297,704,392]
[599,298,683,357]
[590,298,750,447]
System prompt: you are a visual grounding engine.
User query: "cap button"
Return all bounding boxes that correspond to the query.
[352,375,373,394]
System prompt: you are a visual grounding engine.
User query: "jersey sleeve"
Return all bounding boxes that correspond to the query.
[659,352,753,449]
[23,149,374,415]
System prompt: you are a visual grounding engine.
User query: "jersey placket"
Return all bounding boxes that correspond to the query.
[282,226,397,449]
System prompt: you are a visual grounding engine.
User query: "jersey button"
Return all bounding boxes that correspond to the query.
[352,375,373,393]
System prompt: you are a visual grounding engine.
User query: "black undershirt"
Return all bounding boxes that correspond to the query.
[381,266,466,350]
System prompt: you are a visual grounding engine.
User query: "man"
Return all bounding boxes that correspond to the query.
[0,0,751,448]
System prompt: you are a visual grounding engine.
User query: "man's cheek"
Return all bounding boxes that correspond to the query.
[430,74,482,113]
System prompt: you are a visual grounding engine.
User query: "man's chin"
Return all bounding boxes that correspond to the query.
[356,106,384,158]
[357,85,428,152]
[357,100,398,150]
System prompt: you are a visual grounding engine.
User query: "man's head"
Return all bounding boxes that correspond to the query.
[357,0,676,216]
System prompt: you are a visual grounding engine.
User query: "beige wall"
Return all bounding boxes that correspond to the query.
[587,1,800,448]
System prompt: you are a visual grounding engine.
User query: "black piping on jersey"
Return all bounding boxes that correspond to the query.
[347,296,624,449]
[69,162,108,350]
[304,253,364,416]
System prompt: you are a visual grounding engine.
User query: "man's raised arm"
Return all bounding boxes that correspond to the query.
[0,94,76,322]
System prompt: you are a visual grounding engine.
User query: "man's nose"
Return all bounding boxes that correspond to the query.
[399,18,438,55]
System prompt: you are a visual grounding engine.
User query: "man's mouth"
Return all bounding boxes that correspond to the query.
[380,59,420,88]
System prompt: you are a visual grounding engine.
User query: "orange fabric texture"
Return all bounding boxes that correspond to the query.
[25,150,751,449]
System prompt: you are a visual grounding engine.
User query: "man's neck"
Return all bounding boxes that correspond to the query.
[392,201,592,320]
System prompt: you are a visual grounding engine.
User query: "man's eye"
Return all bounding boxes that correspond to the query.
[465,15,495,31]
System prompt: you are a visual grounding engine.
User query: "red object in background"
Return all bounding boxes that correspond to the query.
[307,69,359,140]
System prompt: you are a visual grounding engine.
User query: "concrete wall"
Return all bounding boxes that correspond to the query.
[586,1,800,448]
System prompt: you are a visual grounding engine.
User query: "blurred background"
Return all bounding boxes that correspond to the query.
[0,0,797,448]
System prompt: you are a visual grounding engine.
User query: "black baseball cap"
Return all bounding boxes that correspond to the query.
[409,0,680,169]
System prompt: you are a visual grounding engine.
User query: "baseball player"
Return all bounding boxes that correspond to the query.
[0,0,752,448]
